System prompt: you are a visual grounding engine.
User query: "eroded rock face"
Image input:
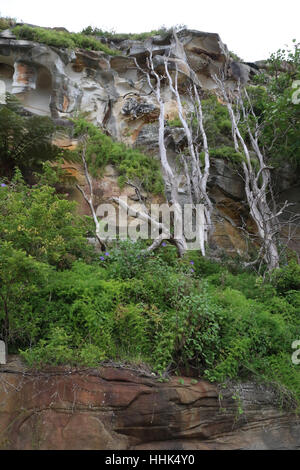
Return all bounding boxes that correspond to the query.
[2,28,297,257]
[0,28,230,128]
[0,358,299,450]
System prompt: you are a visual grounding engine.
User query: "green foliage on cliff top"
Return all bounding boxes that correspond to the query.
[81,24,186,41]
[13,25,118,55]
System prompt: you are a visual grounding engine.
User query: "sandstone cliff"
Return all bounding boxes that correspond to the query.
[1,27,299,257]
[0,357,299,450]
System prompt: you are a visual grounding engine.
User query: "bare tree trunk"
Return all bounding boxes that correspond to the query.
[132,41,215,257]
[164,60,213,254]
[214,75,285,270]
[76,138,106,251]
[134,52,188,256]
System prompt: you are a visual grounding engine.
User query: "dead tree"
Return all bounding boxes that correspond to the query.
[116,49,189,257]
[164,59,214,254]
[117,47,214,257]
[214,75,292,271]
[76,138,106,251]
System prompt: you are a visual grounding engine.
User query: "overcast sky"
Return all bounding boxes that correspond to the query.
[1,0,299,61]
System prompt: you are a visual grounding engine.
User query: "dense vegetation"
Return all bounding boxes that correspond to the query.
[0,96,163,193]
[0,95,65,182]
[1,20,186,55]
[0,175,299,407]
[0,18,182,50]
[168,44,300,172]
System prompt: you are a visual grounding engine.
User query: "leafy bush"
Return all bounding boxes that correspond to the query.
[99,240,151,279]
[21,327,76,366]
[167,116,182,127]
[0,172,92,268]
[205,288,297,387]
[0,94,65,181]
[73,118,164,194]
[207,270,262,299]
[0,240,51,345]
[202,95,233,146]
[21,326,107,367]
[271,261,300,294]
[207,145,244,164]
[250,43,300,171]
[229,51,243,62]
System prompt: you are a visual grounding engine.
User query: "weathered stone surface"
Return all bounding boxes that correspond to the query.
[0,357,299,450]
[0,341,6,365]
[0,28,230,126]
[0,29,16,40]
[210,158,245,200]
[230,61,251,84]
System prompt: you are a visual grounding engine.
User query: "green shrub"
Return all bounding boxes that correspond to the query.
[0,95,65,181]
[21,327,75,366]
[101,240,151,279]
[285,290,300,309]
[206,145,244,164]
[229,51,243,62]
[73,118,164,194]
[272,261,300,294]
[202,95,233,146]
[207,270,259,299]
[252,353,300,409]
[205,288,298,391]
[0,173,92,268]
[113,303,157,359]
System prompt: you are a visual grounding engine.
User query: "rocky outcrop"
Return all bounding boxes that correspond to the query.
[1,27,299,257]
[0,357,299,450]
[0,28,230,131]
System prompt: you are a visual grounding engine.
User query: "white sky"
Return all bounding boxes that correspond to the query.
[0,0,299,61]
